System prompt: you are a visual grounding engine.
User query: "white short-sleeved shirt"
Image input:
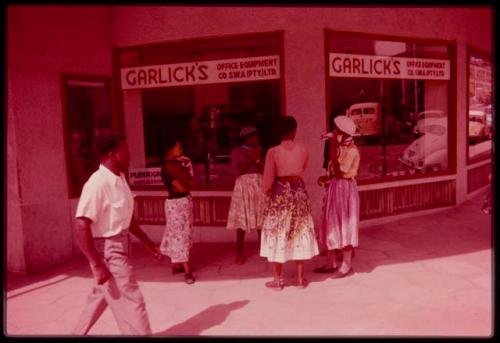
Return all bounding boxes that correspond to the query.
[76,164,135,238]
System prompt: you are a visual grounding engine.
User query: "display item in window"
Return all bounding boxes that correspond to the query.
[226,126,266,265]
[315,115,360,279]
[159,138,196,284]
[260,116,319,290]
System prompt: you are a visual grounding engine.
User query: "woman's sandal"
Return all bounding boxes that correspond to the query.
[296,278,309,289]
[265,279,284,291]
[330,268,354,279]
[184,272,196,284]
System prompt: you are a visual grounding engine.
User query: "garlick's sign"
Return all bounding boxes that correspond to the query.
[121,55,280,90]
[329,53,450,80]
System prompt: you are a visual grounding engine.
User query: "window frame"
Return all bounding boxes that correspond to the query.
[324,29,457,186]
[466,45,493,165]
[113,30,286,191]
[60,73,117,198]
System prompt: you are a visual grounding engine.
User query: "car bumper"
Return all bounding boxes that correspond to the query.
[398,156,424,171]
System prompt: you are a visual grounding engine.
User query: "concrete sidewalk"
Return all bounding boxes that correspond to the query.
[5,189,493,337]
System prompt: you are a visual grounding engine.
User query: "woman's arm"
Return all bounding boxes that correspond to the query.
[261,148,276,195]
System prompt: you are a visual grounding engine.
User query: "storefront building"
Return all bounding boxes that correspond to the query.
[7,6,493,274]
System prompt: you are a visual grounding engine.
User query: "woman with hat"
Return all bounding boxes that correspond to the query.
[315,115,360,278]
[226,126,266,264]
[260,116,319,290]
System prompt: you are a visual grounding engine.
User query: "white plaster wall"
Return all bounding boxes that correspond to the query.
[7,5,113,273]
[123,90,146,168]
[110,6,492,228]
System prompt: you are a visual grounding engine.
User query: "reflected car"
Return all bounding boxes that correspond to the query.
[346,102,381,136]
[399,123,448,172]
[412,110,447,136]
[469,109,491,141]
[485,105,493,127]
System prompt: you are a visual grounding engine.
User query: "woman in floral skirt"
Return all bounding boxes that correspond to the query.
[160,137,196,284]
[260,116,319,290]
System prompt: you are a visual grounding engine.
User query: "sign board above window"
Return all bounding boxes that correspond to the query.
[329,53,450,80]
[121,55,280,90]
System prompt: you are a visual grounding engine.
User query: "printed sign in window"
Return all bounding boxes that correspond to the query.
[121,55,280,90]
[129,167,163,186]
[329,53,450,80]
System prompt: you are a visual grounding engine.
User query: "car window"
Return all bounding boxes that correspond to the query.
[351,109,362,115]
[469,116,484,123]
[426,112,444,118]
[425,124,446,136]
[364,108,376,115]
[418,111,444,120]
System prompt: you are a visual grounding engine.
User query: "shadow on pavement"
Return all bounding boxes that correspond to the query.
[154,300,249,336]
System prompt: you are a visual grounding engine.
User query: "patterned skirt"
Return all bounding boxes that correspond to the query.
[160,196,194,263]
[260,178,319,263]
[226,173,266,231]
[318,178,359,251]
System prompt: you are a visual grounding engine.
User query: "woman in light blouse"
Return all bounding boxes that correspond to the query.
[260,116,319,290]
[316,115,360,278]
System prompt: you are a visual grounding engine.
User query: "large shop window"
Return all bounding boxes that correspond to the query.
[62,75,113,198]
[326,31,455,181]
[119,32,282,189]
[467,49,493,163]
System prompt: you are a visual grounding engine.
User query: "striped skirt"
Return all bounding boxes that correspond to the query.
[319,178,360,251]
[226,173,266,231]
[260,178,319,263]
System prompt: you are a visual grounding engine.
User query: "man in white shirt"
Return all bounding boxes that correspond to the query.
[71,132,160,335]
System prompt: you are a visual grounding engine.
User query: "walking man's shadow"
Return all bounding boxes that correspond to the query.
[155,300,249,336]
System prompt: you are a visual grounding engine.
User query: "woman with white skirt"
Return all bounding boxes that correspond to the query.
[260,116,319,290]
[226,126,265,264]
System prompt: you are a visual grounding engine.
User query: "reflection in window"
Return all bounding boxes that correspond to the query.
[327,34,452,179]
[63,78,112,198]
[142,81,280,188]
[125,33,283,188]
[468,54,493,161]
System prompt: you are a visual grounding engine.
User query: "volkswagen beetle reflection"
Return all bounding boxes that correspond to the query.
[399,123,448,172]
[468,109,491,142]
[412,110,446,136]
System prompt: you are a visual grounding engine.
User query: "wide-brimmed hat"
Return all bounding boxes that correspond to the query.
[239,126,258,138]
[334,115,357,136]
